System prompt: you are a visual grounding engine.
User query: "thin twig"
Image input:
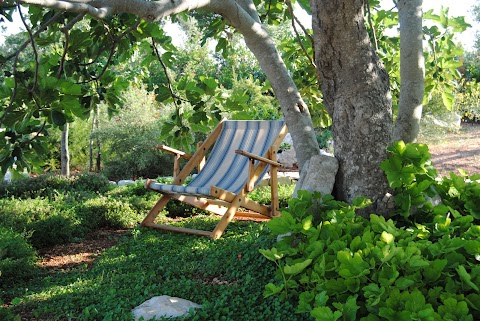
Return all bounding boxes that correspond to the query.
[26,121,47,143]
[92,18,141,81]
[62,12,86,31]
[285,0,316,69]
[3,11,63,63]
[57,27,70,78]
[151,38,186,105]
[18,5,39,92]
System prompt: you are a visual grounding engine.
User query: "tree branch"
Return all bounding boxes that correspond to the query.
[151,38,185,106]
[3,10,64,63]
[92,18,141,81]
[18,0,112,18]
[18,5,39,92]
[285,0,316,69]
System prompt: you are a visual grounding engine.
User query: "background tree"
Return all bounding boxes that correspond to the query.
[393,0,425,143]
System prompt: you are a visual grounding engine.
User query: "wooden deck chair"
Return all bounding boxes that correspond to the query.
[142,119,288,239]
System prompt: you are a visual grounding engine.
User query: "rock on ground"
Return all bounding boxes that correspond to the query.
[132,295,201,321]
[294,154,338,197]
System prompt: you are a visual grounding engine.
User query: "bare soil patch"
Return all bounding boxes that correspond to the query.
[426,124,480,177]
[37,228,129,273]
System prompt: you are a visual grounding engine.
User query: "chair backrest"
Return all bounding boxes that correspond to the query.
[188,120,285,194]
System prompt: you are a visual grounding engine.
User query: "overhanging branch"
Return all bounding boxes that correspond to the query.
[18,0,112,18]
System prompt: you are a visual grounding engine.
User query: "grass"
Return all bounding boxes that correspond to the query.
[4,218,305,321]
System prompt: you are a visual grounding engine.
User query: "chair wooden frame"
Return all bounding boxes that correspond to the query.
[141,120,288,239]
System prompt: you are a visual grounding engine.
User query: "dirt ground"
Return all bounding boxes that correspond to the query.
[426,124,480,177]
[31,124,480,280]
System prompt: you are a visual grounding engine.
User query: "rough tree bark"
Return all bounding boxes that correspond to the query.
[393,0,425,143]
[311,0,393,204]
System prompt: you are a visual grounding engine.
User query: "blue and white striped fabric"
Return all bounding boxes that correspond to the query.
[148,120,284,196]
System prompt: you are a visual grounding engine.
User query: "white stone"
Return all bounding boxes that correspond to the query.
[294,154,338,197]
[258,171,300,186]
[132,296,201,321]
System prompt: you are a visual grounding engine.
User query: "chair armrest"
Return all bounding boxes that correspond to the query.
[235,150,282,167]
[157,145,192,159]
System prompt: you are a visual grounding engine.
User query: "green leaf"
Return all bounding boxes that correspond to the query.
[363,284,385,306]
[263,283,284,298]
[155,86,171,103]
[340,295,359,321]
[267,211,298,235]
[441,91,454,110]
[438,297,472,320]
[380,231,395,245]
[337,251,370,278]
[51,110,67,126]
[284,259,312,275]
[456,265,479,291]
[259,248,284,262]
[310,306,342,321]
[423,259,448,282]
[297,291,315,313]
[302,215,313,230]
[59,81,83,95]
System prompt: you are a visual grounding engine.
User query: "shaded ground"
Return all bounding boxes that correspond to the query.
[37,125,480,271]
[6,125,478,320]
[37,228,129,273]
[426,124,480,177]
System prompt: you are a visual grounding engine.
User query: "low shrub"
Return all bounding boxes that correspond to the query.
[0,174,71,199]
[72,173,112,194]
[0,227,37,285]
[0,173,112,199]
[0,198,54,231]
[260,142,480,321]
[28,212,84,248]
[76,197,141,230]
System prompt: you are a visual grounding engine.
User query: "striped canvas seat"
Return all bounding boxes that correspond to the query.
[148,120,284,197]
[142,119,288,239]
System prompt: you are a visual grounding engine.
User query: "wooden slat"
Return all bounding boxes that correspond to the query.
[197,141,206,172]
[236,150,282,167]
[142,182,172,225]
[247,158,255,192]
[210,186,271,216]
[143,222,213,237]
[170,195,227,216]
[234,211,271,219]
[173,154,181,179]
[205,198,231,208]
[157,145,192,159]
[212,189,246,239]
[269,147,280,217]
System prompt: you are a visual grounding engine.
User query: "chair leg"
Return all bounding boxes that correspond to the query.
[141,194,172,226]
[211,191,245,239]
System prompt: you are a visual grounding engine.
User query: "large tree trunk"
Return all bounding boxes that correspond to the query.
[311,0,393,204]
[393,0,424,143]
